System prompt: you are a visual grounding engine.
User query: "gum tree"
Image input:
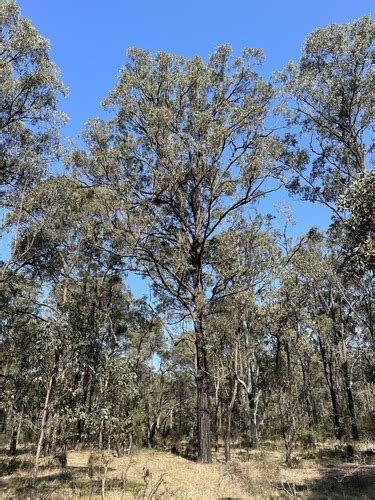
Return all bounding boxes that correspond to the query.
[0,0,66,283]
[71,46,282,462]
[280,16,374,212]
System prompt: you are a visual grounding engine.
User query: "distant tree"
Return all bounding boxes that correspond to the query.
[280,16,374,213]
[0,0,66,292]
[0,0,66,202]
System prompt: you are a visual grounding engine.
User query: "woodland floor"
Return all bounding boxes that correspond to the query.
[0,441,374,499]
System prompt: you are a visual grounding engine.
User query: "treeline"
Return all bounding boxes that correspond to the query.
[0,0,373,475]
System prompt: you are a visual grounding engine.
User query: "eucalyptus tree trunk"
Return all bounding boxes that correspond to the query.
[8,391,24,455]
[248,395,260,449]
[342,360,359,440]
[190,234,212,464]
[77,368,93,444]
[9,423,18,456]
[98,356,110,451]
[338,309,359,440]
[319,337,344,440]
[236,318,261,449]
[194,320,211,463]
[16,406,24,448]
[146,421,157,449]
[213,379,220,452]
[33,373,54,486]
[224,377,238,462]
[299,357,318,427]
[9,403,23,456]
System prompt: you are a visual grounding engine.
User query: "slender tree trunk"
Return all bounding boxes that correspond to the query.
[99,417,104,451]
[178,385,183,430]
[49,416,59,456]
[299,358,315,428]
[338,312,359,441]
[0,409,6,433]
[147,421,156,449]
[195,315,211,463]
[9,425,18,456]
[16,407,23,448]
[42,411,53,456]
[214,379,220,452]
[248,395,259,449]
[76,368,92,445]
[224,378,238,462]
[33,373,54,486]
[9,406,23,455]
[342,361,359,440]
[328,368,345,440]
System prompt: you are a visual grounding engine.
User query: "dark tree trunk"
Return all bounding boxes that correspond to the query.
[319,337,345,440]
[9,426,18,456]
[195,317,211,464]
[329,384,345,440]
[0,409,6,433]
[8,398,23,455]
[147,421,157,449]
[300,358,314,428]
[77,368,93,444]
[42,411,52,455]
[224,412,232,462]
[338,308,359,441]
[342,361,359,440]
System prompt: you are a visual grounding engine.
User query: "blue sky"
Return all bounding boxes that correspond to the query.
[4,1,373,294]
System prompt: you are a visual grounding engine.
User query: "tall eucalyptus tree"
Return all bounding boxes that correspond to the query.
[70,46,283,462]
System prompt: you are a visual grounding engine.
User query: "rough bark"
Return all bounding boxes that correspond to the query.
[342,360,359,440]
[194,315,211,463]
[319,337,345,440]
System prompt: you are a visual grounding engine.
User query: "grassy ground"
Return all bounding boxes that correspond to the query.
[0,441,374,498]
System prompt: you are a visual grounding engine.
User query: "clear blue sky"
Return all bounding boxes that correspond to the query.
[6,1,374,294]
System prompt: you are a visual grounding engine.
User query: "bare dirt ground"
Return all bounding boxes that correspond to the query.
[0,442,374,498]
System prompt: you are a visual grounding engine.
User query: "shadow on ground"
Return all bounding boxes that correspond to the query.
[307,464,375,499]
[0,465,142,498]
[269,459,375,499]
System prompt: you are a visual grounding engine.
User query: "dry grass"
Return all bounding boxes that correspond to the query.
[0,441,374,499]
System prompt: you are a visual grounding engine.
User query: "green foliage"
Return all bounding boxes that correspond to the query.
[70,45,283,314]
[0,0,66,205]
[338,170,375,267]
[280,16,374,206]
